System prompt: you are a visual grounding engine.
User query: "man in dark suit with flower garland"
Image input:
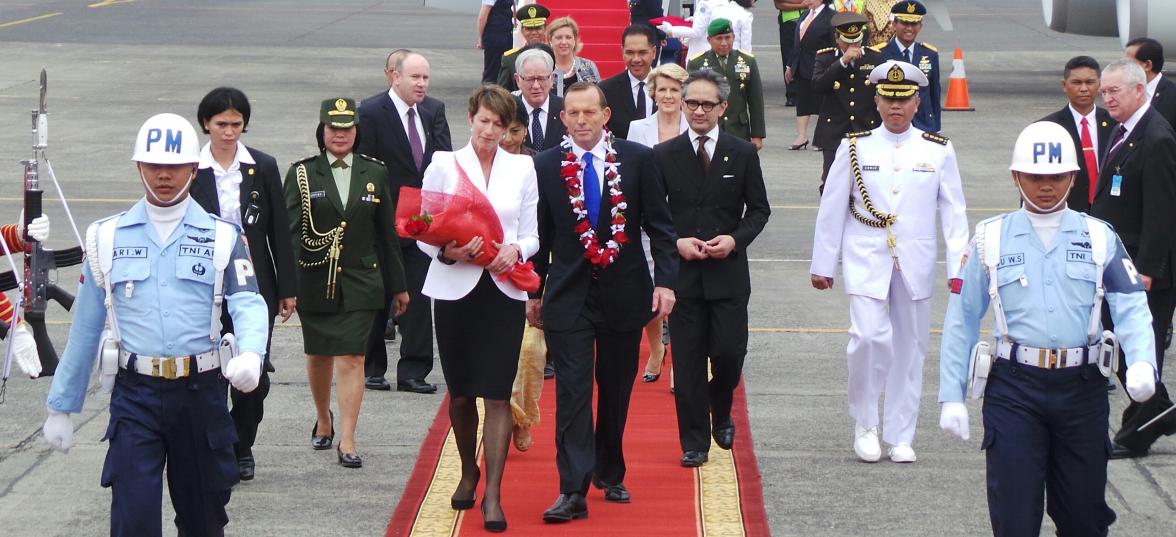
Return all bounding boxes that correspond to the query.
[528,81,678,523]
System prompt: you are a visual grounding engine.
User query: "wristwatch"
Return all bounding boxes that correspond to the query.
[437,245,457,265]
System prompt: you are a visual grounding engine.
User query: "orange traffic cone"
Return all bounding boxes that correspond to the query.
[944,48,974,111]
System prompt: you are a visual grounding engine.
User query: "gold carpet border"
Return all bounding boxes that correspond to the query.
[409,402,485,537]
[697,443,747,537]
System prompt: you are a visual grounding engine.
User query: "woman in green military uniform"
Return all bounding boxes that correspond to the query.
[285,98,409,468]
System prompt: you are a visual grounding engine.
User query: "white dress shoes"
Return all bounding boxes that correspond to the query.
[853,424,881,462]
[889,443,917,463]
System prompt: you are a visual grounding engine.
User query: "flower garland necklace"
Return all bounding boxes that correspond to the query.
[559,133,629,269]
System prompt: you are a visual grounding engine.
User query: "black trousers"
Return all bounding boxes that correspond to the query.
[545,283,642,494]
[982,360,1115,537]
[365,245,434,381]
[778,19,798,99]
[1107,285,1176,449]
[819,148,837,194]
[482,40,510,84]
[668,294,749,452]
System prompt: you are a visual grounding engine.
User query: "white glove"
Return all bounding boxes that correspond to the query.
[658,21,674,35]
[939,402,970,441]
[223,351,261,393]
[1125,362,1157,402]
[43,410,74,453]
[16,211,50,243]
[12,321,42,377]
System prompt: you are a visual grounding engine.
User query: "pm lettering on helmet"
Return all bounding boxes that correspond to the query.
[145,128,184,154]
[1032,142,1063,164]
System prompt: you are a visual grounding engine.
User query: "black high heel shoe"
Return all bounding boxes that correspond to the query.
[311,410,334,450]
[788,140,809,150]
[336,446,363,468]
[481,502,507,533]
[450,468,480,510]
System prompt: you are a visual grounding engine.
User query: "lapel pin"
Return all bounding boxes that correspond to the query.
[1101,121,1108,127]
[723,156,729,162]
[248,168,254,175]
[366,182,375,193]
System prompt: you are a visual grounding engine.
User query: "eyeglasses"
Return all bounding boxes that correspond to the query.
[1099,85,1126,97]
[520,75,552,86]
[684,100,721,112]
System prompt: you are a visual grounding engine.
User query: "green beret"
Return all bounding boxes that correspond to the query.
[707,18,733,38]
[320,98,358,128]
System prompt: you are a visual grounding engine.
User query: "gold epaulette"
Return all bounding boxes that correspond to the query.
[357,153,385,166]
[293,155,317,165]
[689,50,708,62]
[868,43,885,52]
[502,47,519,57]
[921,42,937,53]
[922,132,948,145]
[738,50,755,58]
[816,47,836,54]
[845,130,873,138]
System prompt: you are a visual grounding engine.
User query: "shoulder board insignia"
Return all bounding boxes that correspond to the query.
[868,44,885,52]
[357,153,385,165]
[689,51,708,61]
[921,42,937,52]
[816,47,835,54]
[293,155,318,165]
[739,50,754,58]
[503,47,519,57]
[844,130,872,138]
[922,132,948,145]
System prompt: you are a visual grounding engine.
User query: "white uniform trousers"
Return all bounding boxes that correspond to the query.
[846,270,930,446]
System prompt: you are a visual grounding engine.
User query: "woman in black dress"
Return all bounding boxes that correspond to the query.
[785,0,835,149]
[417,85,539,532]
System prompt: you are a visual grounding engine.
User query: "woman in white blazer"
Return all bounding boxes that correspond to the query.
[416,85,538,532]
[627,63,690,384]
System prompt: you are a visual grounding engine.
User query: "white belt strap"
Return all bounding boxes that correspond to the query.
[210,220,234,344]
[996,340,1099,369]
[89,217,124,343]
[979,219,1009,340]
[1084,216,1107,344]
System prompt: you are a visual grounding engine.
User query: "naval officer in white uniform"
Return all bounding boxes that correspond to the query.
[810,60,969,463]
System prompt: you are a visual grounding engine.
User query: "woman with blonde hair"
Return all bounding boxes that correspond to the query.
[547,16,602,95]
[627,63,690,383]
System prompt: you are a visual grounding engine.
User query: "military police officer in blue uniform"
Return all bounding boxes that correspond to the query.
[42,113,270,537]
[875,1,941,133]
[938,121,1158,537]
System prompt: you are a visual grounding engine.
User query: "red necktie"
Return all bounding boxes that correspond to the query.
[1079,117,1099,204]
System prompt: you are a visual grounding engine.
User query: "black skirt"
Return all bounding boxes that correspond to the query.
[435,272,525,399]
[794,77,822,116]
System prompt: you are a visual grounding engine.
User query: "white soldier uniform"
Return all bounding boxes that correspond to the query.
[811,60,969,459]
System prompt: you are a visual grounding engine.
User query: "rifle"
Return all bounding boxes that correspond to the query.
[3,69,84,384]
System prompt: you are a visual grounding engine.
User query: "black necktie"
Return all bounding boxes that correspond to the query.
[696,135,710,172]
[531,108,545,149]
[635,81,647,119]
[904,48,912,64]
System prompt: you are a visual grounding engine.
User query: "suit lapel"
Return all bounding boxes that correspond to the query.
[238,160,257,218]
[1095,108,1114,158]
[702,134,733,199]
[545,98,564,150]
[418,101,434,169]
[1096,113,1148,196]
[344,157,372,219]
[671,134,705,192]
[192,168,220,215]
[382,94,416,173]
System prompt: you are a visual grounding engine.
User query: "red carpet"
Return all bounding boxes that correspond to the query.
[386,345,770,537]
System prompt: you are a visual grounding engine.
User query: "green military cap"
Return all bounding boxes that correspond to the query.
[832,12,869,44]
[707,18,733,38]
[320,98,358,128]
[517,4,550,28]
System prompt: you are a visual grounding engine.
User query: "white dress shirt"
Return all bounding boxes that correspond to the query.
[1145,74,1161,105]
[388,88,426,145]
[570,136,608,195]
[628,71,654,118]
[522,95,550,144]
[198,141,255,226]
[626,113,690,148]
[689,125,720,161]
[1068,104,1100,169]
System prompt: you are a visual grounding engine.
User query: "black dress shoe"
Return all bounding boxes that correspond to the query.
[238,455,256,481]
[397,378,438,394]
[365,376,392,391]
[603,483,630,503]
[544,361,555,380]
[713,422,736,450]
[542,493,588,523]
[337,446,363,468]
[591,476,605,490]
[482,503,507,532]
[311,411,334,450]
[451,468,480,510]
[681,450,709,467]
[785,96,797,107]
[1110,440,1148,460]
